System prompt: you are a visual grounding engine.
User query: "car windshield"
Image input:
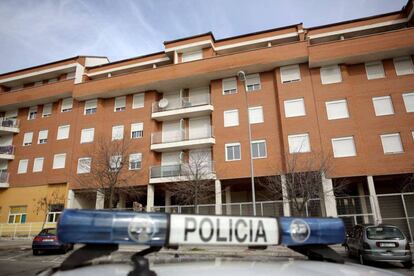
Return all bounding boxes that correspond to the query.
[40,228,57,235]
[366,226,404,240]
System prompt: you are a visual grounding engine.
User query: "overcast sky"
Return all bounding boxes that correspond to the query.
[0,0,407,74]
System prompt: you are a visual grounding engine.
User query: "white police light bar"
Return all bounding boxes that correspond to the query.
[57,209,345,247]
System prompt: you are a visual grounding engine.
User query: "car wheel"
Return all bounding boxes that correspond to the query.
[33,250,39,256]
[403,261,413,269]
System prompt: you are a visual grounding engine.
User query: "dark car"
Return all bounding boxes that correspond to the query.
[32,228,73,255]
[345,224,412,268]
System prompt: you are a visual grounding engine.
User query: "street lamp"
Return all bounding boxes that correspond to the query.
[237,70,257,216]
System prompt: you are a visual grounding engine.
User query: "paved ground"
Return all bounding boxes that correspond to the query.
[0,240,412,275]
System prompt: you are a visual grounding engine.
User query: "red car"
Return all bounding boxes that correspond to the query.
[32,228,73,255]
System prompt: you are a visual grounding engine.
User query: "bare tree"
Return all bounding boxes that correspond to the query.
[258,152,344,216]
[167,150,216,213]
[33,187,65,229]
[74,136,142,209]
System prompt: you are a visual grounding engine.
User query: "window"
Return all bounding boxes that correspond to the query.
[47,204,63,223]
[27,106,37,120]
[288,133,311,153]
[365,61,385,80]
[393,56,414,76]
[225,143,241,161]
[114,96,126,112]
[48,78,58,83]
[251,140,267,159]
[110,155,122,171]
[402,92,414,112]
[331,136,357,158]
[224,110,239,127]
[17,159,28,174]
[53,153,66,169]
[131,123,144,139]
[84,99,97,115]
[245,74,261,91]
[325,99,349,120]
[61,98,73,112]
[37,130,48,144]
[280,64,301,83]
[248,106,264,124]
[8,206,27,224]
[129,153,142,170]
[380,133,403,154]
[320,65,342,84]
[33,157,44,172]
[66,72,76,79]
[42,103,53,117]
[23,132,33,146]
[284,98,306,118]
[80,128,94,143]
[132,93,144,109]
[77,157,91,174]
[34,81,43,86]
[112,125,124,140]
[372,96,394,116]
[222,77,237,95]
[182,50,202,62]
[57,125,70,140]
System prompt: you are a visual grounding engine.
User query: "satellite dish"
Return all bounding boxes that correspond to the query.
[158,98,169,108]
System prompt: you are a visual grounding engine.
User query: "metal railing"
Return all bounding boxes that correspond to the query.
[151,128,213,144]
[0,117,19,128]
[0,222,57,239]
[0,171,9,183]
[150,162,215,179]
[152,95,211,113]
[0,145,14,155]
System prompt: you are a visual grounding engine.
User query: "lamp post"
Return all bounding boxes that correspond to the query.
[237,71,256,216]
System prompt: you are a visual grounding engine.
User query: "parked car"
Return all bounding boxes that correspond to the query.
[345,224,412,268]
[32,228,73,255]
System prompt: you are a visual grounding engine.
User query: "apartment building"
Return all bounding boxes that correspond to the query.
[0,1,414,236]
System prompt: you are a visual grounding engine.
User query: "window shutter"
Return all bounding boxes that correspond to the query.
[245,74,261,91]
[81,128,94,143]
[77,158,91,174]
[325,99,349,120]
[42,103,53,117]
[222,78,237,94]
[57,125,70,140]
[288,134,311,153]
[132,93,144,109]
[84,99,97,113]
[38,130,48,144]
[284,98,306,118]
[23,132,33,146]
[18,159,29,174]
[61,98,73,112]
[33,157,44,172]
[112,125,124,140]
[280,65,301,83]
[365,61,385,80]
[394,56,414,76]
[402,92,414,112]
[380,133,403,154]
[248,106,264,124]
[372,96,394,116]
[66,72,76,79]
[331,136,356,158]
[131,123,143,132]
[224,110,239,127]
[53,154,66,169]
[5,110,18,118]
[114,96,126,111]
[320,65,342,84]
[182,50,202,62]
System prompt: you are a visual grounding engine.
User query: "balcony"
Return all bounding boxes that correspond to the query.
[149,162,216,184]
[0,171,9,188]
[152,96,213,121]
[150,129,215,152]
[0,146,15,160]
[0,118,19,135]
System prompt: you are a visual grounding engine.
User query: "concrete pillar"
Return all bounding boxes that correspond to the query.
[147,184,155,212]
[95,190,105,210]
[165,190,172,213]
[357,182,370,223]
[66,190,75,208]
[321,173,338,217]
[281,175,291,217]
[215,180,222,215]
[225,186,232,215]
[367,176,382,224]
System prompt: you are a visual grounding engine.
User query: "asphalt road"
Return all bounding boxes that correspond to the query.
[0,246,412,276]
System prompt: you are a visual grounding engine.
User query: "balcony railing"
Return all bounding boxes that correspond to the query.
[0,145,14,155]
[152,95,210,113]
[150,162,215,179]
[0,171,9,183]
[151,128,213,144]
[0,117,19,128]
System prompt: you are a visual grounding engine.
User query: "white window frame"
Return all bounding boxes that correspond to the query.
[245,73,261,92]
[112,125,124,140]
[365,61,385,80]
[331,136,357,158]
[53,153,66,169]
[33,157,44,173]
[402,92,414,113]
[325,99,349,120]
[129,153,142,170]
[57,125,70,140]
[225,143,241,161]
[288,133,311,153]
[114,96,126,112]
[110,155,122,171]
[280,64,301,83]
[251,140,267,159]
[23,132,33,146]
[77,157,92,174]
[224,109,239,127]
[393,56,414,76]
[248,106,264,124]
[372,96,394,116]
[42,103,53,118]
[84,99,98,115]
[37,130,48,144]
[380,133,404,154]
[132,93,144,109]
[27,106,37,120]
[17,159,29,174]
[8,206,27,224]
[182,50,203,63]
[222,77,238,95]
[320,65,342,84]
[80,128,95,144]
[131,123,144,139]
[284,98,306,118]
[61,98,73,112]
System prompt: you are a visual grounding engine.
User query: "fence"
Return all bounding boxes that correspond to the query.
[0,222,57,239]
[336,195,375,234]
